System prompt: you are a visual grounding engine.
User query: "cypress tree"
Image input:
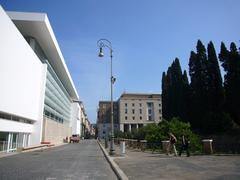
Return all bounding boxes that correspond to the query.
[171,58,184,118]
[162,72,168,119]
[219,42,240,125]
[182,70,189,85]
[188,40,209,129]
[166,66,173,119]
[188,51,198,127]
[207,41,224,113]
[196,41,227,132]
[206,41,224,113]
[162,58,189,121]
[181,70,190,121]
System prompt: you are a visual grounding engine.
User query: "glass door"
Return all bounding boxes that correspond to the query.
[0,132,8,152]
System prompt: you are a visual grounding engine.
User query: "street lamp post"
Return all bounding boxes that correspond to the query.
[97,39,115,155]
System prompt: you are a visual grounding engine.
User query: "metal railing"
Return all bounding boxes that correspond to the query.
[0,141,7,152]
[0,141,24,153]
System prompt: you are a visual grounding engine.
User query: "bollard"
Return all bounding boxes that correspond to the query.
[161,140,170,153]
[202,139,213,154]
[120,141,126,155]
[132,139,137,148]
[140,140,147,151]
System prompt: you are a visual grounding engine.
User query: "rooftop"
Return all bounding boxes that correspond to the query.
[120,93,161,99]
[7,11,79,100]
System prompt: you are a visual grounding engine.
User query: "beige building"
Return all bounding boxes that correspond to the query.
[79,103,88,138]
[85,119,91,134]
[119,93,162,132]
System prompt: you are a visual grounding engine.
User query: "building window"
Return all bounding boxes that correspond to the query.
[139,109,142,114]
[124,124,129,132]
[125,116,128,120]
[139,103,142,107]
[147,102,153,108]
[132,109,135,114]
[132,103,135,107]
[147,102,154,121]
[140,116,142,120]
[125,103,128,107]
[125,109,128,114]
[132,116,135,120]
[148,116,152,121]
[159,116,162,120]
[159,109,161,113]
[148,109,152,115]
[159,103,161,107]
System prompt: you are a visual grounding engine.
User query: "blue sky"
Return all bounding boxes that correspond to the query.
[1,0,240,123]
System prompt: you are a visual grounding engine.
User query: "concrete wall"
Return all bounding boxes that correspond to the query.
[42,117,71,144]
[0,6,47,145]
[0,6,46,121]
[0,119,33,133]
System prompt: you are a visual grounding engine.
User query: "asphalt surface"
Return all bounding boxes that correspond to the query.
[0,140,117,180]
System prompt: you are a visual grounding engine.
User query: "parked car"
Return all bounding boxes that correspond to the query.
[70,134,80,143]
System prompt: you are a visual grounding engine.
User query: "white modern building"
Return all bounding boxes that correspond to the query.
[0,6,83,152]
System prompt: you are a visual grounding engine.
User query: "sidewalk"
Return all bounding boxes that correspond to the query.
[108,143,240,180]
[0,143,66,159]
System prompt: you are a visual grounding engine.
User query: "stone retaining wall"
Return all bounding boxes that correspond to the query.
[42,117,71,144]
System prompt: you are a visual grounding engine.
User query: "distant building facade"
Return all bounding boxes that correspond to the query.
[119,93,162,132]
[97,101,119,139]
[97,93,162,138]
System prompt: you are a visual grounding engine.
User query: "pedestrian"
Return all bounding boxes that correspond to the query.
[179,131,190,157]
[167,132,178,156]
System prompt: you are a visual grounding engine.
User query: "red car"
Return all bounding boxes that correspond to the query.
[70,135,80,143]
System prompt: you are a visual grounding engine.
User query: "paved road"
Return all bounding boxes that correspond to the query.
[0,140,117,180]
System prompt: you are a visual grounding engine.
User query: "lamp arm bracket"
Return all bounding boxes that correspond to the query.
[97,38,113,51]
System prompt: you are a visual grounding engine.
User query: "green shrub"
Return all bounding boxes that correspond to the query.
[115,117,201,152]
[163,117,201,152]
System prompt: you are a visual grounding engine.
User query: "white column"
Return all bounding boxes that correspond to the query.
[23,134,26,147]
[129,124,131,132]
[7,133,12,152]
[16,133,19,148]
[27,134,30,147]
[120,124,124,132]
[136,124,139,129]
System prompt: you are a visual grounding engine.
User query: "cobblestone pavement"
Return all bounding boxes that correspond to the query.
[113,146,240,180]
[0,140,117,180]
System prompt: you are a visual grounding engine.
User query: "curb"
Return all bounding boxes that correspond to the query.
[21,143,67,153]
[97,140,129,180]
[0,143,67,159]
[214,154,240,156]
